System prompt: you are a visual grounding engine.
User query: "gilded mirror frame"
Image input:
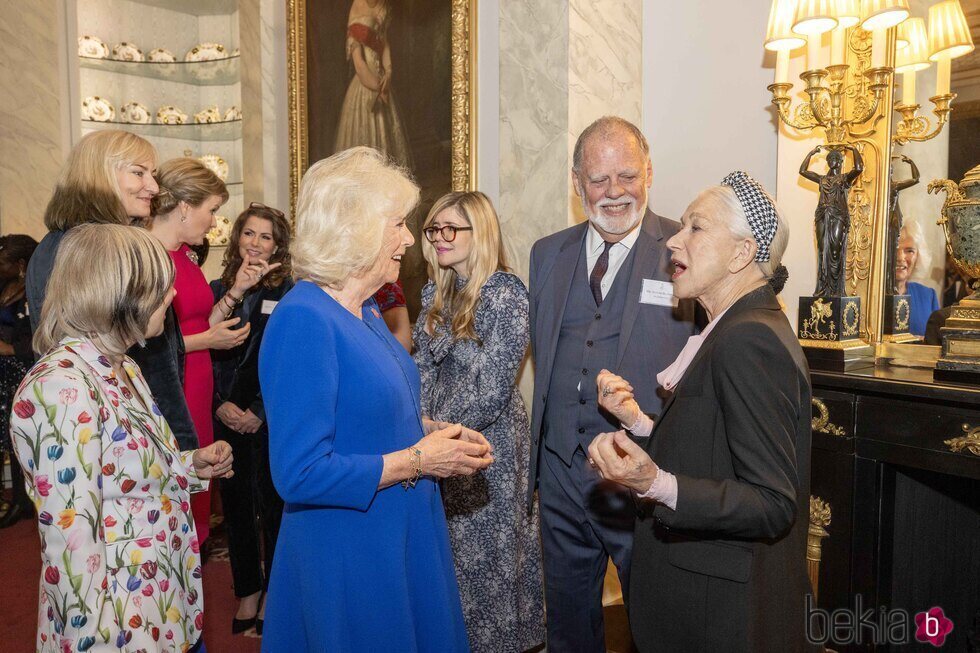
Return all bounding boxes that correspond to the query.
[286,0,478,218]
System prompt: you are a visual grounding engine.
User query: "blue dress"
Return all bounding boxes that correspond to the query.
[907,281,940,336]
[258,281,469,652]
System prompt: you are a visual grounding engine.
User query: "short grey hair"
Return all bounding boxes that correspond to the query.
[572,116,650,172]
[292,146,420,288]
[34,224,175,356]
[694,185,789,279]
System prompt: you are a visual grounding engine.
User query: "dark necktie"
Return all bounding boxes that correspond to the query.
[590,240,613,306]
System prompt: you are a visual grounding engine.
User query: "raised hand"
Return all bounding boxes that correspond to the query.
[596,369,640,426]
[587,430,659,494]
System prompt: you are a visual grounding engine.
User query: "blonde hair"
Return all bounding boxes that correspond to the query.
[34,224,175,356]
[44,130,157,230]
[695,185,790,280]
[292,146,419,287]
[422,191,510,342]
[152,157,229,219]
[900,218,932,280]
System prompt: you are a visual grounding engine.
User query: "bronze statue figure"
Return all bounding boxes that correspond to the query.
[800,144,864,297]
[885,154,920,294]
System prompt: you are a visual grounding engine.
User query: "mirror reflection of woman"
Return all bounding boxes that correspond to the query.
[414,192,545,652]
[895,219,939,337]
[335,0,411,168]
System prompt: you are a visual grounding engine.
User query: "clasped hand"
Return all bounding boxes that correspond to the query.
[587,430,659,494]
[216,401,262,433]
[192,440,234,479]
[415,422,493,478]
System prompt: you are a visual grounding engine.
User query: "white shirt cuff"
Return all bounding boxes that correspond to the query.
[637,468,677,511]
[623,412,655,438]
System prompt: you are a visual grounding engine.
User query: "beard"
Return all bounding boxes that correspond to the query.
[580,190,646,235]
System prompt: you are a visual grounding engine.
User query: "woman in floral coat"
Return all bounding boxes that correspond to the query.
[9,224,233,653]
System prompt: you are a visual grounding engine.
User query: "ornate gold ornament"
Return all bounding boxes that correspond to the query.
[842,299,860,337]
[800,298,838,341]
[286,0,476,217]
[894,297,910,331]
[807,496,832,603]
[944,423,980,457]
[811,398,847,437]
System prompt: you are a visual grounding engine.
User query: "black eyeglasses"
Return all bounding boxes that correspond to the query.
[248,202,286,219]
[423,225,473,243]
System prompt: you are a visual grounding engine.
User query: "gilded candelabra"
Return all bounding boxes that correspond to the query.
[768,58,893,147]
[892,94,953,143]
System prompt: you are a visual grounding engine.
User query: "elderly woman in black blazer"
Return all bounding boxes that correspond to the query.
[589,172,814,652]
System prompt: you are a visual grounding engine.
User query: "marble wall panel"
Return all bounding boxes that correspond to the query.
[0,0,66,237]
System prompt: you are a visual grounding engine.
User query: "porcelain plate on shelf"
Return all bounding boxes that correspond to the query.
[185,43,227,62]
[156,105,188,125]
[78,35,109,59]
[207,215,232,246]
[194,106,222,124]
[147,48,176,63]
[223,106,242,122]
[111,42,143,62]
[119,101,151,124]
[199,154,229,181]
[81,96,115,122]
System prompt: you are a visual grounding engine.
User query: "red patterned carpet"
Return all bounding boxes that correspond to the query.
[0,516,262,653]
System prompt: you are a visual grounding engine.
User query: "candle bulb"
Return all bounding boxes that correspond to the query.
[871,28,886,68]
[902,70,915,105]
[831,26,846,66]
[936,57,951,96]
[807,33,822,71]
[776,49,790,84]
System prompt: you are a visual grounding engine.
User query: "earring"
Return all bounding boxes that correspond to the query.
[180,214,188,223]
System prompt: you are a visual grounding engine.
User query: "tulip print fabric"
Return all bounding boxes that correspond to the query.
[9,338,208,652]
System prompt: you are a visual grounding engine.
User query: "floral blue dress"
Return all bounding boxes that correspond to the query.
[413,271,545,653]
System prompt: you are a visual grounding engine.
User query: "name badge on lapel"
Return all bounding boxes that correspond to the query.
[261,300,279,315]
[640,279,677,307]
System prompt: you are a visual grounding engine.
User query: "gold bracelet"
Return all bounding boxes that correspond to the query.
[401,446,423,489]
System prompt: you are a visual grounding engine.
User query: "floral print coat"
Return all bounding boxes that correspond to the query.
[10,338,208,652]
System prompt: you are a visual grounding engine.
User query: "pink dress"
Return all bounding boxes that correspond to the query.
[170,244,214,544]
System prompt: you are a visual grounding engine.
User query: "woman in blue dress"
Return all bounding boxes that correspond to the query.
[895,219,939,336]
[413,192,544,652]
[258,147,493,652]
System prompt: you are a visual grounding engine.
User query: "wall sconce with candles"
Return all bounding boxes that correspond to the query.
[765,0,910,146]
[893,1,975,144]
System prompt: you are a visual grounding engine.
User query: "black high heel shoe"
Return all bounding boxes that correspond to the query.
[231,616,256,635]
[0,502,31,529]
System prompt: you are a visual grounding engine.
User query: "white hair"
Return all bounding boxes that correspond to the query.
[899,218,932,280]
[693,185,789,279]
[292,147,420,288]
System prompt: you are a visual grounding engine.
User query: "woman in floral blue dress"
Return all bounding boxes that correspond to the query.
[414,191,545,652]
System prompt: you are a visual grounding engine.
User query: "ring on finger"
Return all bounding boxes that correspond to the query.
[601,386,612,397]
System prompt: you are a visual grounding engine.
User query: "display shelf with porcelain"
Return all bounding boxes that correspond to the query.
[81,118,242,141]
[78,54,240,86]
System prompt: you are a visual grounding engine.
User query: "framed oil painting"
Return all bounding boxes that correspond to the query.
[287,0,476,319]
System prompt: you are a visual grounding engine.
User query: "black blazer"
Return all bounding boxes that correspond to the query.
[210,279,293,422]
[629,285,816,652]
[527,210,699,505]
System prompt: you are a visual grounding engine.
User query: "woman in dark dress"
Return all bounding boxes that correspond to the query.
[210,203,293,635]
[413,191,544,652]
[0,235,38,529]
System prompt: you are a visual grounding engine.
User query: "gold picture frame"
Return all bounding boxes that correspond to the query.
[286,0,477,218]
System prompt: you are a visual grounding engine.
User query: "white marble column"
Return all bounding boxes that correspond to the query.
[0,0,68,238]
[498,0,643,282]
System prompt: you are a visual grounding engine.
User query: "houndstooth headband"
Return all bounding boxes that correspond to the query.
[721,171,779,262]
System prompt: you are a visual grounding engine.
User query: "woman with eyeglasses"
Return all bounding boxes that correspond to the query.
[210,203,293,635]
[413,191,545,653]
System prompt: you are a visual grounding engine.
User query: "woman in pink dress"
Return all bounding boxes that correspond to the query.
[149,158,279,546]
